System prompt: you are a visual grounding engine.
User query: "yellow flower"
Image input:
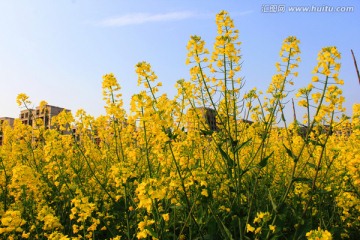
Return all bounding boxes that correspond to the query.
[334,63,341,71]
[312,76,319,82]
[312,92,322,104]
[201,188,209,197]
[22,232,30,238]
[306,227,332,240]
[255,227,262,234]
[246,224,255,232]
[39,100,48,111]
[298,99,308,107]
[162,213,170,222]
[137,217,155,239]
[16,93,31,106]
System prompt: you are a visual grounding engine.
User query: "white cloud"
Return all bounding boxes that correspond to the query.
[99,11,196,27]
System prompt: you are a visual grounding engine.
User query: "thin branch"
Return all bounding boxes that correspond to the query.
[292,98,297,124]
[351,49,360,85]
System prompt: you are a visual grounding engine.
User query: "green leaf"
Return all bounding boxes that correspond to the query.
[307,139,325,147]
[306,162,317,169]
[232,138,252,154]
[206,218,217,240]
[219,218,234,240]
[283,144,298,162]
[200,129,214,136]
[210,209,234,240]
[145,226,158,238]
[258,151,274,168]
[292,177,312,184]
[218,145,236,168]
[268,189,278,213]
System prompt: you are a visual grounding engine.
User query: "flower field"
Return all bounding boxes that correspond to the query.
[1,11,359,239]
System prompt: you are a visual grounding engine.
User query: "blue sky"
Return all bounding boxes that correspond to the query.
[1,0,359,121]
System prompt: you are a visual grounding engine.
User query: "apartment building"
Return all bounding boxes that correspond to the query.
[187,107,218,132]
[19,109,34,126]
[33,105,70,129]
[18,105,70,129]
[0,117,15,145]
[0,117,15,127]
[334,122,353,137]
[0,105,70,146]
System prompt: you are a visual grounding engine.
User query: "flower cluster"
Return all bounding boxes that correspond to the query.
[0,10,359,240]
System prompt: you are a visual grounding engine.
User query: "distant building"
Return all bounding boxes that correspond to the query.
[0,117,15,127]
[295,122,353,139]
[33,105,70,129]
[237,119,254,125]
[333,122,353,138]
[187,107,218,132]
[18,105,70,129]
[186,107,256,134]
[19,109,34,126]
[0,117,15,145]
